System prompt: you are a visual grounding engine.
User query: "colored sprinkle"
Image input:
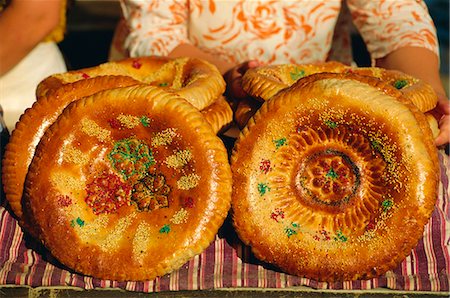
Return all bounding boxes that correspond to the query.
[63,146,89,165]
[71,217,85,227]
[183,197,195,208]
[371,140,382,152]
[132,222,151,260]
[117,114,141,129]
[159,82,169,87]
[152,128,178,147]
[81,118,111,142]
[81,73,90,79]
[165,149,192,169]
[382,199,394,212]
[290,67,305,81]
[85,172,132,215]
[325,120,337,129]
[258,183,270,196]
[57,195,72,207]
[325,167,339,180]
[313,229,331,241]
[270,208,285,222]
[108,118,122,129]
[334,230,348,242]
[284,223,300,238]
[108,137,155,181]
[132,59,142,69]
[140,116,150,127]
[259,159,271,174]
[100,213,136,251]
[393,79,408,89]
[366,220,376,231]
[159,224,171,234]
[177,174,200,190]
[273,138,287,149]
[170,208,188,224]
[51,172,84,192]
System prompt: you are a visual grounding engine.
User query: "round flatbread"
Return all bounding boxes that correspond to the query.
[22,85,232,281]
[37,56,226,110]
[231,73,438,282]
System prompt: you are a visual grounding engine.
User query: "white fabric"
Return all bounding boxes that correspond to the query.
[0,42,67,132]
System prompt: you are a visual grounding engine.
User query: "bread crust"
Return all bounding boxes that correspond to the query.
[22,85,232,281]
[37,56,226,110]
[239,62,438,129]
[231,73,438,282]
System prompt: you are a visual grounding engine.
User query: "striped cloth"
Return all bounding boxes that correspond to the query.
[0,152,449,293]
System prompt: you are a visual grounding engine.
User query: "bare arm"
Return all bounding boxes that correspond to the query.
[376,46,449,146]
[0,0,62,76]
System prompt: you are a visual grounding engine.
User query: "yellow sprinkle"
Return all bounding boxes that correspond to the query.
[165,149,192,169]
[81,118,111,142]
[152,128,178,147]
[177,174,200,190]
[76,215,109,243]
[51,171,84,192]
[170,208,189,224]
[117,114,141,129]
[100,213,136,251]
[132,222,151,262]
[63,146,89,165]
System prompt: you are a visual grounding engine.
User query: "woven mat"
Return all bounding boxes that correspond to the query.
[0,151,448,293]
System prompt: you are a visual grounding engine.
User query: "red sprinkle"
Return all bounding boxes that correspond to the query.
[183,197,195,208]
[81,72,90,79]
[57,195,72,207]
[85,173,132,215]
[108,118,122,129]
[132,59,142,69]
[259,159,271,174]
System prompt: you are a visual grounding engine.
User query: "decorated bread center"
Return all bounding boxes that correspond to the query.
[232,70,439,282]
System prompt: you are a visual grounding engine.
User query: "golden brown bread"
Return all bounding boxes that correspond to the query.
[231,72,438,282]
[37,56,226,110]
[22,85,232,281]
[2,76,140,230]
[242,62,438,112]
[239,62,439,130]
[200,95,233,134]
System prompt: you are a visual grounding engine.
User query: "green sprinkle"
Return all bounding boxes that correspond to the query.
[291,222,300,229]
[290,68,305,81]
[285,223,300,238]
[159,224,171,234]
[273,138,287,149]
[382,199,393,212]
[325,120,337,129]
[258,183,270,196]
[159,82,169,87]
[285,228,297,238]
[71,217,85,228]
[140,116,150,127]
[334,230,347,242]
[393,79,408,89]
[371,140,382,151]
[325,167,339,180]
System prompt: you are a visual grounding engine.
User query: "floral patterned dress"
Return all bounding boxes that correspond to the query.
[112,0,438,66]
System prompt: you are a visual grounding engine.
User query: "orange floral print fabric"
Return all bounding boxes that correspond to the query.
[118,0,438,65]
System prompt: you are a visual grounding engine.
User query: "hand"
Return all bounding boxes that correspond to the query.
[430,94,450,147]
[223,60,260,102]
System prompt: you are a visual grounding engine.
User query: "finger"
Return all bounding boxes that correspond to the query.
[231,76,248,99]
[237,60,261,74]
[434,116,450,146]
